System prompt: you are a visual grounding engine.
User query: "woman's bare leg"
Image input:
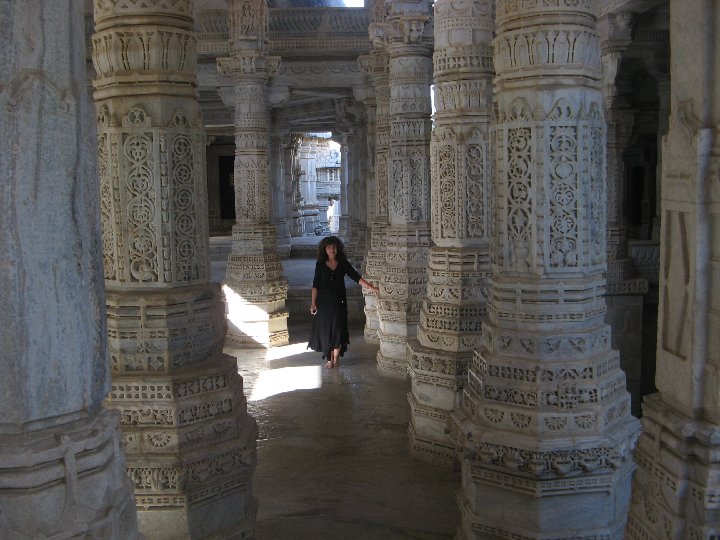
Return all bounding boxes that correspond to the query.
[331,347,341,368]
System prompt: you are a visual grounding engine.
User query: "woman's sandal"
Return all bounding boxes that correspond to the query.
[324,360,333,369]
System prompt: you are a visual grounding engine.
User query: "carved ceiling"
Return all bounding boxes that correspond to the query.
[195,3,371,137]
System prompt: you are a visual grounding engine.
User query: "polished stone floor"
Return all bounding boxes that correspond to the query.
[218,246,459,539]
[226,322,459,539]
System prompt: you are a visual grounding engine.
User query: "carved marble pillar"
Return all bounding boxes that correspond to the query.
[626,2,720,537]
[91,0,258,537]
[359,49,391,344]
[346,120,368,267]
[286,134,304,237]
[217,0,289,348]
[270,132,291,258]
[337,137,351,240]
[599,12,649,417]
[406,0,493,469]
[375,3,433,377]
[453,3,639,537]
[0,2,140,537]
[355,112,369,264]
[652,77,670,242]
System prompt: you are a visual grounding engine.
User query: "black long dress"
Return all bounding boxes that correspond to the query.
[307,258,362,360]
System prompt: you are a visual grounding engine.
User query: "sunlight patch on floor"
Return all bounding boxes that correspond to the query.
[249,366,322,401]
[265,341,311,362]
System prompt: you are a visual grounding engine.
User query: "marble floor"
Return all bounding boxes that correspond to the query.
[220,250,459,539]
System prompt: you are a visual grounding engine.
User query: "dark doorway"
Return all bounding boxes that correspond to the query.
[219,155,236,221]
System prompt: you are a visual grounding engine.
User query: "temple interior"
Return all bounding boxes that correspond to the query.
[2,0,720,538]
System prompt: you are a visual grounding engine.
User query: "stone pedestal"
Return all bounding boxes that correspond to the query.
[224,224,290,347]
[0,2,139,537]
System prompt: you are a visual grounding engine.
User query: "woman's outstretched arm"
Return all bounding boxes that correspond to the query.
[359,278,379,293]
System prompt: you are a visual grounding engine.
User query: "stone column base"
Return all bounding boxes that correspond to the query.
[377,328,414,378]
[406,339,470,469]
[626,394,720,539]
[224,224,290,348]
[137,490,257,540]
[363,290,380,343]
[407,397,456,469]
[225,310,290,349]
[456,457,633,540]
[0,410,140,539]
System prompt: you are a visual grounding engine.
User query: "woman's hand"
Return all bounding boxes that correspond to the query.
[359,278,379,293]
[310,304,318,315]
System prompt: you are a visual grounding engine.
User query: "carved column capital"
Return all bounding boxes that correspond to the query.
[369,21,391,50]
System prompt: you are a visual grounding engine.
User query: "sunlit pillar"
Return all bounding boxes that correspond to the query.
[375,0,433,377]
[92,0,258,535]
[217,0,289,347]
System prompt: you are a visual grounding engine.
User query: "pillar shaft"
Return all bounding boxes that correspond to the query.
[374,3,433,377]
[217,0,288,348]
[407,0,493,468]
[270,133,291,258]
[92,0,258,536]
[0,2,140,537]
[454,3,639,537]
[359,49,391,343]
[626,2,720,537]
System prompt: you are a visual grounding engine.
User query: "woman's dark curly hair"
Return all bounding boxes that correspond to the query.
[317,236,347,261]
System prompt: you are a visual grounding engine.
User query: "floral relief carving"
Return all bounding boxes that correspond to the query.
[124,132,158,282]
[465,142,486,238]
[505,125,533,270]
[548,121,580,268]
[98,132,117,280]
[171,134,198,282]
[437,143,456,237]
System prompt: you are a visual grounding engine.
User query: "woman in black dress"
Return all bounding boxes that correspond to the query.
[307,236,379,368]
